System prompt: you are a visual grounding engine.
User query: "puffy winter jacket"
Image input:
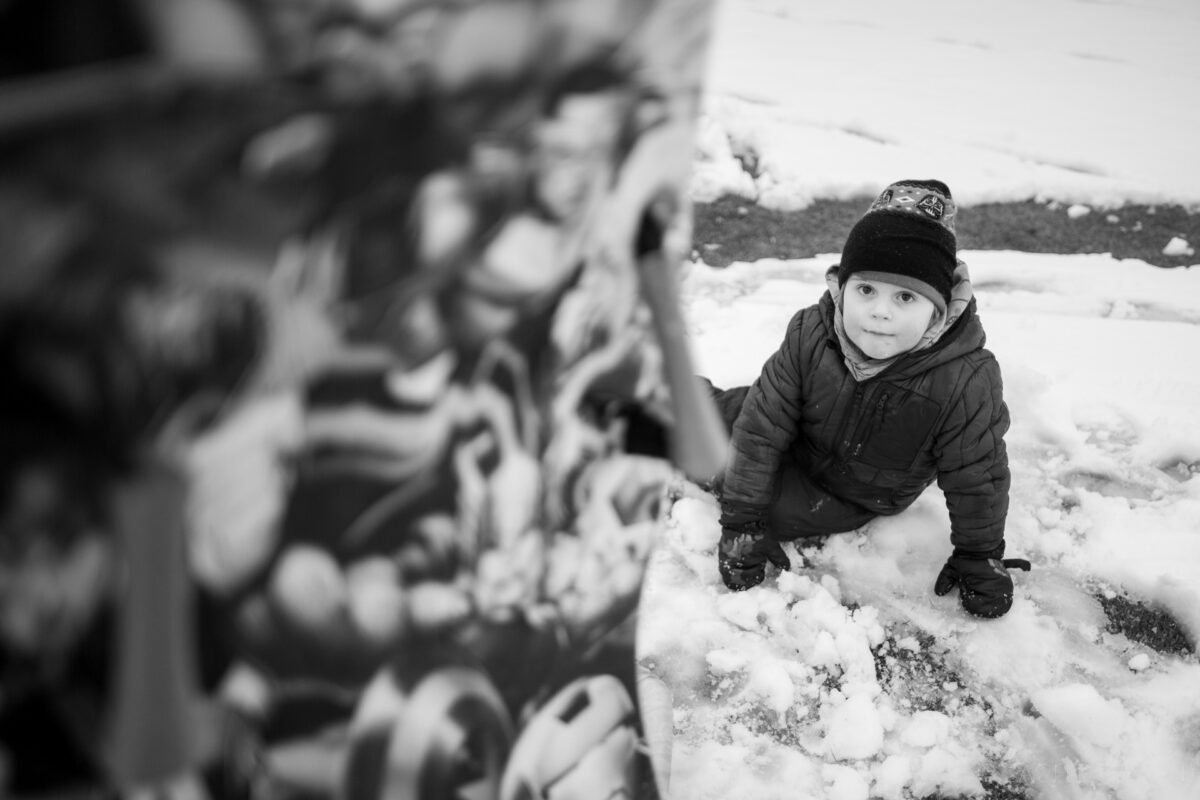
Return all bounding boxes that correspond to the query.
[719,290,1010,555]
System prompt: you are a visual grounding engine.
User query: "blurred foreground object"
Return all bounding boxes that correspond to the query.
[0,0,718,797]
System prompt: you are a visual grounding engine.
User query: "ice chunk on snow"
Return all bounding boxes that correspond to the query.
[1127,653,1151,671]
[1162,235,1195,256]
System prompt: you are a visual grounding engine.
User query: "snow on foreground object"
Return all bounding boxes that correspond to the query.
[638,251,1200,799]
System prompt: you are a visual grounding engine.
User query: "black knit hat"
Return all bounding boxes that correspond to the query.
[837,179,958,312]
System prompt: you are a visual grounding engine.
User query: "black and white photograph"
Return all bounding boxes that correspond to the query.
[2,1,1199,799]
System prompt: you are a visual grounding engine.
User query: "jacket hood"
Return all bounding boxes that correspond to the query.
[818,280,986,382]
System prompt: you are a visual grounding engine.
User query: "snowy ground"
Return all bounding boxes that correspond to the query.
[636,1,1200,798]
[640,253,1200,799]
[691,0,1200,213]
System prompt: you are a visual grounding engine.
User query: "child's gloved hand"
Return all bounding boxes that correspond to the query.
[718,528,791,591]
[934,547,1031,618]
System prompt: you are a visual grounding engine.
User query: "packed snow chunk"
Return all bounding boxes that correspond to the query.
[788,584,852,634]
[834,628,882,697]
[670,736,813,800]
[910,746,985,799]
[809,629,841,669]
[1162,235,1195,256]
[900,710,953,748]
[715,585,791,633]
[1067,204,1092,219]
[777,569,820,600]
[745,659,797,723]
[690,115,758,203]
[871,755,913,800]
[824,693,885,760]
[1035,506,1063,528]
[671,497,723,551]
[1029,683,1127,749]
[820,573,844,604]
[1127,652,1152,671]
[706,647,750,677]
[822,763,870,800]
[850,605,886,647]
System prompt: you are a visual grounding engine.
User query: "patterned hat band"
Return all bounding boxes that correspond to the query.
[867,182,957,235]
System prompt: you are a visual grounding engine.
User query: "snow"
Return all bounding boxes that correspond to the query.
[1164,236,1195,256]
[1128,653,1152,672]
[636,1,1200,798]
[692,0,1200,211]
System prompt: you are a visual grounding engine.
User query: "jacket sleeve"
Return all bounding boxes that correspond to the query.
[718,309,807,530]
[934,356,1011,555]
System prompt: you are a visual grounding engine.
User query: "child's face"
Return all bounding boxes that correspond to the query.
[841,277,938,359]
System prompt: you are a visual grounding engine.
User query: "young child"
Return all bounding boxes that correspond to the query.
[710,179,1027,618]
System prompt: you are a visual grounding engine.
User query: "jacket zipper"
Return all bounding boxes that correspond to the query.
[838,385,865,459]
[852,391,889,457]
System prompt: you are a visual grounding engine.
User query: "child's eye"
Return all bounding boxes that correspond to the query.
[855,284,874,296]
[897,291,916,303]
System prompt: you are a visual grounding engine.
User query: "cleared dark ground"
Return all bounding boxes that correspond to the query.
[693,194,1200,269]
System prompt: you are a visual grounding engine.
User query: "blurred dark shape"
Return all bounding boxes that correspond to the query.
[0,0,152,78]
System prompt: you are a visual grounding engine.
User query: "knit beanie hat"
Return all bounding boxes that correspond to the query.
[837,179,958,313]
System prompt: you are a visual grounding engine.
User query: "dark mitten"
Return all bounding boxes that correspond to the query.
[718,528,791,591]
[934,546,1032,618]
